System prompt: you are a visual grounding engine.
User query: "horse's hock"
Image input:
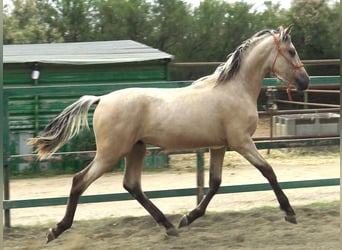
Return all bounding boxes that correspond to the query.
[272,113,340,137]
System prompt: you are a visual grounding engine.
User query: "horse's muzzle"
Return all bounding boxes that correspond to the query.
[295,73,310,91]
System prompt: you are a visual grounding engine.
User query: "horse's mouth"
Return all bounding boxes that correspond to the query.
[295,74,310,91]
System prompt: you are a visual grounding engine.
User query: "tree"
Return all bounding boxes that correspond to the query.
[148,0,192,55]
[285,0,339,59]
[183,0,230,61]
[256,1,286,29]
[284,0,339,75]
[182,0,259,62]
[52,0,94,42]
[4,0,62,44]
[93,0,153,43]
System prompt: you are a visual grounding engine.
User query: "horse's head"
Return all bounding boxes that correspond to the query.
[270,25,310,91]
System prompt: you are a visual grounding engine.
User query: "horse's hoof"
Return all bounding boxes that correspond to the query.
[166,227,179,237]
[46,228,56,243]
[285,215,297,224]
[178,215,188,228]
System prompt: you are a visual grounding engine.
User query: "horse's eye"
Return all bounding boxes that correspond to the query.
[289,49,296,57]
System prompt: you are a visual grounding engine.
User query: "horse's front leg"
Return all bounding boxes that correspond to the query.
[179,146,225,228]
[233,137,296,224]
[123,142,178,236]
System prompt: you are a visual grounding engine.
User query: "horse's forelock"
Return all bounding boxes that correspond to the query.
[276,25,292,42]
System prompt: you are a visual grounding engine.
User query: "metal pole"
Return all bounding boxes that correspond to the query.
[304,92,308,109]
[265,87,278,155]
[268,113,273,155]
[275,99,340,108]
[196,150,205,204]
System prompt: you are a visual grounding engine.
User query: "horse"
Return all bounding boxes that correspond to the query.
[28,25,309,243]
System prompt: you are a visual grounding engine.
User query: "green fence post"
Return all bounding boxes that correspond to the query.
[3,95,11,227]
[196,150,205,204]
[4,164,10,227]
[0,16,4,247]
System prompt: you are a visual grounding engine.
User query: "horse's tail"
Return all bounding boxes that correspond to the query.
[28,95,100,160]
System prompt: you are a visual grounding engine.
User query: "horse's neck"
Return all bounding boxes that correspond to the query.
[235,38,274,102]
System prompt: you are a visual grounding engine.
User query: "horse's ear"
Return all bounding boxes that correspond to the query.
[277,25,285,40]
[284,24,294,37]
[277,25,284,33]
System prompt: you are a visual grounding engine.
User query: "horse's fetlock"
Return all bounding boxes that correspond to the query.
[192,207,205,218]
[57,219,73,232]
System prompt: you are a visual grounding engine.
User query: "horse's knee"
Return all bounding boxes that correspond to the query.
[123,181,140,196]
[254,163,278,182]
[123,182,132,193]
[210,177,221,189]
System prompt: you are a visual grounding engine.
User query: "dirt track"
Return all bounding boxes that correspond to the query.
[4,203,340,250]
[4,147,340,250]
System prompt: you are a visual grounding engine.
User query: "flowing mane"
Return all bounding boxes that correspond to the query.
[216,29,278,84]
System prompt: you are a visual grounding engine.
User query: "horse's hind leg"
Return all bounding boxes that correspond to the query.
[46,156,120,243]
[233,138,296,224]
[179,147,226,228]
[123,141,178,236]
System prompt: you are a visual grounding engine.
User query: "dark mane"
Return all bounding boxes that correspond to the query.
[216,29,275,84]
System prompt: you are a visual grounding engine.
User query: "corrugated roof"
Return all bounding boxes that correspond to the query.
[3,40,173,65]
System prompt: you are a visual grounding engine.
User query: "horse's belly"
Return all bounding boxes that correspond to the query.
[142,129,226,150]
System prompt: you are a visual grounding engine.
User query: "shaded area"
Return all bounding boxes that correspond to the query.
[4,203,339,250]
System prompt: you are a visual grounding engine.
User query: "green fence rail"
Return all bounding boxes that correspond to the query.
[4,178,339,210]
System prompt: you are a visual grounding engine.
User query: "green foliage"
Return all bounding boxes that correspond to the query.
[93,0,154,42]
[4,0,62,43]
[285,0,339,59]
[284,0,340,75]
[4,0,339,70]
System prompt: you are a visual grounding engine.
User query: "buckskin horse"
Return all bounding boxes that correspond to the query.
[28,25,310,242]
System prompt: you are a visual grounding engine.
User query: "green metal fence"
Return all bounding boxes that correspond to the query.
[2,76,340,227]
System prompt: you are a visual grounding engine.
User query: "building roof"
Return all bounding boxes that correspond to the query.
[3,40,173,65]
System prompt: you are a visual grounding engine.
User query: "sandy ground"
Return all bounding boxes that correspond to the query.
[4,203,340,250]
[3,117,340,249]
[4,149,340,249]
[5,147,340,226]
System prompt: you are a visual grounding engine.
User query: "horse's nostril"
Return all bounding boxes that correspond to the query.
[295,75,309,91]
